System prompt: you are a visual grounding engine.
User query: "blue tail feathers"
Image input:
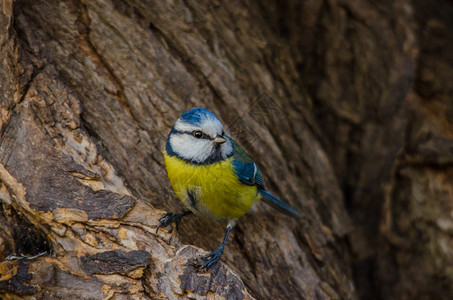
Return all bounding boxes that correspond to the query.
[259,189,302,218]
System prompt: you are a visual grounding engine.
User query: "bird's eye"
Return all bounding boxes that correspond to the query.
[193,131,204,139]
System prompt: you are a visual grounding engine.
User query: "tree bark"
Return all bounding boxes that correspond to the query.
[0,0,451,299]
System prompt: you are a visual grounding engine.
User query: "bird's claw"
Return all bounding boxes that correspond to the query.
[198,247,224,270]
[159,212,172,221]
[156,211,190,233]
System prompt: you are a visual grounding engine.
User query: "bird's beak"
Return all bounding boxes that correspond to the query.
[214,135,227,144]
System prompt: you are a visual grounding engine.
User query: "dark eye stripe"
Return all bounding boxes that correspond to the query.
[172,129,212,140]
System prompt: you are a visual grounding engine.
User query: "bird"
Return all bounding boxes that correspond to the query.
[157,107,301,270]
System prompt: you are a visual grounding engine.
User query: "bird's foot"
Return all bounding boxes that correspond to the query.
[198,247,224,270]
[156,211,192,233]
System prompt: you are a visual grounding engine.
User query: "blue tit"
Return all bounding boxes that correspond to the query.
[157,107,301,270]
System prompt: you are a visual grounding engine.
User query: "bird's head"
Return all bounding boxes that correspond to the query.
[166,108,233,164]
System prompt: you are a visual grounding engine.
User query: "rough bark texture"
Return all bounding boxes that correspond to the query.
[0,0,451,299]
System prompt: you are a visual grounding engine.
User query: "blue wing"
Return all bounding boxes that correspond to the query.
[230,138,265,187]
[230,138,301,219]
[232,159,264,187]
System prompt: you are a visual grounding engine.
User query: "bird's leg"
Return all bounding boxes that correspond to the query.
[199,220,237,270]
[156,211,193,233]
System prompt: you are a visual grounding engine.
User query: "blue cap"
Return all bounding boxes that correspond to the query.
[179,108,218,125]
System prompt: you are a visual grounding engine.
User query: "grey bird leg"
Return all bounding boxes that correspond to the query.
[156,211,193,233]
[199,219,237,270]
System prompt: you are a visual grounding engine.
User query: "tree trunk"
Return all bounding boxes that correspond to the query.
[0,0,451,299]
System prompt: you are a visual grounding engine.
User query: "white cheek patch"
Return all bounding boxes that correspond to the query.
[170,134,234,163]
[171,115,233,163]
[170,134,213,163]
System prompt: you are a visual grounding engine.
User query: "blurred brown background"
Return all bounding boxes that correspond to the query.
[0,0,452,299]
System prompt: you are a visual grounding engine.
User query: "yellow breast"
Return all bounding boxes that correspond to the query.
[164,151,259,220]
